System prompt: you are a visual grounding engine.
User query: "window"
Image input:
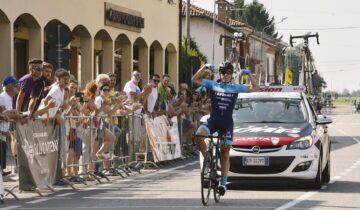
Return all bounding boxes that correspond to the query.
[233,98,307,123]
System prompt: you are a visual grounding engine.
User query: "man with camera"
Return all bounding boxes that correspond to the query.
[192,61,258,196]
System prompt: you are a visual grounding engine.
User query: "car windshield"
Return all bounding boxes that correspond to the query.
[233,98,307,123]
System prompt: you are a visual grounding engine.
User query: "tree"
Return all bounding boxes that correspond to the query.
[312,70,327,96]
[342,88,350,97]
[229,0,244,21]
[180,37,207,85]
[229,0,278,37]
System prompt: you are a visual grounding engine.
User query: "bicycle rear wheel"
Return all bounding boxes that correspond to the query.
[201,152,212,206]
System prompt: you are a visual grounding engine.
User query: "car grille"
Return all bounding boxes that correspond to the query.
[232,145,283,153]
[230,156,295,174]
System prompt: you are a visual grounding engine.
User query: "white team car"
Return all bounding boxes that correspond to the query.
[228,86,332,189]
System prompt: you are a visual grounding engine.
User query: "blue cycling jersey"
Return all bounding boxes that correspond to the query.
[201,79,248,118]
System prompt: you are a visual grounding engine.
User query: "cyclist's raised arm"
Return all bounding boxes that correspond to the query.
[248,73,259,92]
[192,65,206,86]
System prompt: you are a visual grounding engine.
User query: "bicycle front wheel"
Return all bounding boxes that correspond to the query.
[201,151,212,206]
[213,149,221,203]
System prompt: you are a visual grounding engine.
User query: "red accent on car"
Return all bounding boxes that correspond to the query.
[232,136,297,146]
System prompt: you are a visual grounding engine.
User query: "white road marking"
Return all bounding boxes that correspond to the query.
[345,169,353,173]
[26,198,51,204]
[274,191,318,210]
[100,184,112,187]
[275,125,360,210]
[0,206,22,210]
[330,126,360,144]
[55,192,76,197]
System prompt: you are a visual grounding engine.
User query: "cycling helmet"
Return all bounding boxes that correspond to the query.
[233,32,239,38]
[219,61,234,73]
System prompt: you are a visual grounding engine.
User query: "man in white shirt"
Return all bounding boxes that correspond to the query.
[0,76,23,176]
[123,70,152,162]
[37,69,70,119]
[143,74,160,116]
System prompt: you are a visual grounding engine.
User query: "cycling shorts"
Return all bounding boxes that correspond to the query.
[199,117,233,145]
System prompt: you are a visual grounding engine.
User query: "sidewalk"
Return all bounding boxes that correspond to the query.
[1,157,197,203]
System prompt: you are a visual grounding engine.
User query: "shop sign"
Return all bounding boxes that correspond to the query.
[105,2,144,33]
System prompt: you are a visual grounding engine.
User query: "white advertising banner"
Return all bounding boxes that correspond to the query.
[144,115,181,162]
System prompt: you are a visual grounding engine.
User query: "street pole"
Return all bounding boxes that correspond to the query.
[261,17,288,85]
[185,0,190,52]
[211,0,216,64]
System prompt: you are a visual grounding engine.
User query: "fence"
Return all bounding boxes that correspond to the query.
[0,112,200,203]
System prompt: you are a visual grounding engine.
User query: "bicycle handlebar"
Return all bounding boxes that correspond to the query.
[290,32,320,47]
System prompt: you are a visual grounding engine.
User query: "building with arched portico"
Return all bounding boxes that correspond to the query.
[0,0,179,89]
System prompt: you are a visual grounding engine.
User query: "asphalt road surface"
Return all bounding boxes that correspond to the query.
[1,105,360,210]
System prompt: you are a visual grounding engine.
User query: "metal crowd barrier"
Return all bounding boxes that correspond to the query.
[61,113,159,186]
[0,120,20,203]
[178,113,201,159]
[0,111,203,203]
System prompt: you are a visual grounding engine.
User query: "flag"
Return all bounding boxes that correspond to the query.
[284,67,293,85]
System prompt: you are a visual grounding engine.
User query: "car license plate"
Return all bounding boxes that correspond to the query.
[243,157,269,166]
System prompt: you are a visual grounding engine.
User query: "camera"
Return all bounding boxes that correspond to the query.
[75,92,85,103]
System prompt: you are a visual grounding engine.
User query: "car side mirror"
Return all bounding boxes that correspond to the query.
[316,115,332,125]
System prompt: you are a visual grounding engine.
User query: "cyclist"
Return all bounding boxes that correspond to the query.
[192,61,258,196]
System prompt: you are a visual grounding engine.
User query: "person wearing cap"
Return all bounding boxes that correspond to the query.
[192,61,259,196]
[0,76,24,176]
[15,58,43,112]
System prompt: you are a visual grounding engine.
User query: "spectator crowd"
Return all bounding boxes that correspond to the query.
[0,58,211,186]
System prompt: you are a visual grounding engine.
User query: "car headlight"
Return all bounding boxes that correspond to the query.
[287,136,313,150]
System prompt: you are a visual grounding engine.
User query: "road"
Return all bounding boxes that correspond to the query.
[1,105,360,210]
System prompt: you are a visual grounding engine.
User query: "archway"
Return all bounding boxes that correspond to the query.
[72,25,92,86]
[133,37,148,84]
[115,34,131,89]
[165,43,178,89]
[0,10,11,79]
[150,40,163,77]
[44,19,72,70]
[13,13,41,78]
[94,29,113,78]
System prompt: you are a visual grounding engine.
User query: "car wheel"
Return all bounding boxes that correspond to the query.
[307,153,322,189]
[322,147,331,183]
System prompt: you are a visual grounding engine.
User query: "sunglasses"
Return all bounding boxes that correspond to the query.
[152,79,160,83]
[220,70,233,75]
[102,88,110,92]
[32,66,43,71]
[133,74,141,77]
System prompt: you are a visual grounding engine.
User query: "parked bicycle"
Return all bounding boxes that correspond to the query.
[219,32,247,84]
[193,134,222,206]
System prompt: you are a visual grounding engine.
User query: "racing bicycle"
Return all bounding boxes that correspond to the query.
[194,134,222,206]
[219,32,248,84]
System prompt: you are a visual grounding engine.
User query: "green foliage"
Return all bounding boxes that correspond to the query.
[229,0,244,21]
[180,37,207,83]
[229,0,278,37]
[286,46,302,85]
[312,70,327,96]
[181,37,207,64]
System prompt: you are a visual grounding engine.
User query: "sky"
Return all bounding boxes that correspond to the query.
[190,0,360,93]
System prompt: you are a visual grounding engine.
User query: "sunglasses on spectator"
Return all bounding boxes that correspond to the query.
[133,74,141,77]
[152,79,160,83]
[102,88,110,92]
[32,66,43,71]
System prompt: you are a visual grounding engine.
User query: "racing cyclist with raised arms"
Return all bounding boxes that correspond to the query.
[192,61,259,196]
